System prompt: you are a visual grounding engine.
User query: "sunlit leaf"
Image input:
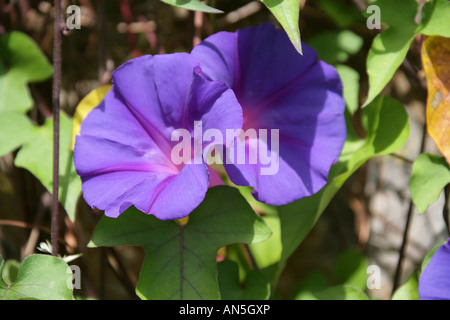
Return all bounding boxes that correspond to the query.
[410,153,450,214]
[261,0,302,54]
[0,31,53,113]
[0,31,52,157]
[364,0,450,107]
[1,259,20,285]
[418,0,450,38]
[0,255,73,300]
[421,241,446,272]
[248,213,281,272]
[336,64,360,114]
[14,113,82,221]
[0,112,35,157]
[160,0,223,14]
[89,186,272,300]
[364,0,418,106]
[70,84,112,150]
[391,271,419,300]
[422,36,450,164]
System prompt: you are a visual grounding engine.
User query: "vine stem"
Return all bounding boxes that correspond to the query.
[391,108,428,295]
[52,0,62,257]
[443,185,450,236]
[242,243,259,271]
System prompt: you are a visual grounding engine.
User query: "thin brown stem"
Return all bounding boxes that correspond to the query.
[52,0,62,257]
[443,185,450,236]
[391,111,428,295]
[242,244,259,271]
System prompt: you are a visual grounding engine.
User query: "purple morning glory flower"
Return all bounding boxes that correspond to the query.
[419,239,450,300]
[192,23,346,205]
[74,53,242,220]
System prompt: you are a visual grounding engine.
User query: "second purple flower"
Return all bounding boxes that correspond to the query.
[192,23,347,206]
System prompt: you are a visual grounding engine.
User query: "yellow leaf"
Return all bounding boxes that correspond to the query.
[70,85,111,150]
[423,36,450,164]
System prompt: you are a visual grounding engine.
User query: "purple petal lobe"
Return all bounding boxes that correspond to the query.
[193,23,347,205]
[149,163,209,221]
[190,31,238,89]
[74,53,242,220]
[419,239,450,300]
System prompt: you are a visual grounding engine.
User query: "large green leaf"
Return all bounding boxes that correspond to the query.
[160,0,222,13]
[1,259,20,285]
[0,31,53,157]
[421,241,447,272]
[278,95,410,272]
[418,0,450,38]
[364,0,418,106]
[364,0,450,106]
[0,31,53,113]
[0,112,35,157]
[89,186,272,300]
[218,260,270,300]
[391,271,419,300]
[261,0,302,54]
[336,64,360,115]
[410,153,450,214]
[0,255,73,300]
[248,213,281,271]
[14,113,82,221]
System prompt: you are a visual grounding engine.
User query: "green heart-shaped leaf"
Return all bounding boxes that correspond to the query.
[410,153,450,214]
[0,255,73,300]
[89,186,272,300]
[0,31,52,113]
[14,113,82,221]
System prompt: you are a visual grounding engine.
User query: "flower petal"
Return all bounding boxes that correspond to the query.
[74,53,242,220]
[419,239,450,300]
[78,87,164,156]
[80,170,170,218]
[150,162,209,220]
[190,31,238,89]
[192,23,346,205]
